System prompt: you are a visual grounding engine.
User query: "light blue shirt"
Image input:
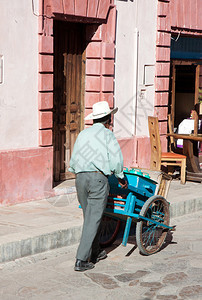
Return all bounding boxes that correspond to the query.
[69,123,124,179]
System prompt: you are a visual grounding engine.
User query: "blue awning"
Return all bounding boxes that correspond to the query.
[171,36,202,60]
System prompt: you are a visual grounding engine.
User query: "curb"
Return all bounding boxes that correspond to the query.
[0,225,82,264]
[170,197,202,218]
[0,196,201,264]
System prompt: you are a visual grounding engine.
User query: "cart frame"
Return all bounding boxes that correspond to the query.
[101,169,175,255]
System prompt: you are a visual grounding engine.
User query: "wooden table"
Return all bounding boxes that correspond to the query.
[167,133,202,182]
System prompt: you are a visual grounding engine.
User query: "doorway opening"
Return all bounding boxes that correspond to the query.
[53,21,86,183]
[170,61,200,130]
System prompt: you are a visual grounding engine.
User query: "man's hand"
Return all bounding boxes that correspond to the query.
[118,178,128,189]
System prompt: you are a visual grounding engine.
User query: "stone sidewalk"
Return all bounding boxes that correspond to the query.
[0,177,201,263]
[0,212,201,300]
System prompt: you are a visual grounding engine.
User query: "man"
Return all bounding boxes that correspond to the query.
[69,101,127,271]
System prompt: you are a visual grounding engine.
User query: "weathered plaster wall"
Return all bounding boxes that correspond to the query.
[135,0,158,137]
[114,0,158,168]
[114,0,158,139]
[0,0,38,150]
[0,1,53,205]
[113,0,137,138]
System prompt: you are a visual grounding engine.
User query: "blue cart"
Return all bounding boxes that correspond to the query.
[100,169,175,255]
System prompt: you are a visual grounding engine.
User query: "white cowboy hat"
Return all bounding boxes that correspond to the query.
[85,101,118,120]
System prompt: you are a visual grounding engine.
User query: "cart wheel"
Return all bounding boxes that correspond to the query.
[136,195,170,255]
[100,216,121,247]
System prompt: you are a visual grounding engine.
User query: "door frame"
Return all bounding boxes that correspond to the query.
[53,21,86,182]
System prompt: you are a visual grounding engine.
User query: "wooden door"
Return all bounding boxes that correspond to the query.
[53,21,86,182]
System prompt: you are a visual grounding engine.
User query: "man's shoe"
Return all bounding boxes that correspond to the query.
[91,250,107,263]
[74,259,95,272]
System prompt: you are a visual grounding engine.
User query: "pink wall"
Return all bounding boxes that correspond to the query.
[0,148,53,205]
[118,138,138,169]
[118,137,151,170]
[155,0,171,138]
[135,0,202,170]
[38,0,115,145]
[154,0,202,138]
[5,0,201,204]
[170,0,202,31]
[85,7,116,124]
[118,136,167,170]
[0,0,115,206]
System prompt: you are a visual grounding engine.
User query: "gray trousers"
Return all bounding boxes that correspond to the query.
[75,172,109,261]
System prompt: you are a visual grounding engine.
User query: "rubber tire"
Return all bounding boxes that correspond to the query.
[136,195,170,255]
[100,216,121,247]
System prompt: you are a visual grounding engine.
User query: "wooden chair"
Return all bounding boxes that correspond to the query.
[168,114,176,151]
[167,114,183,154]
[148,116,186,184]
[192,109,199,136]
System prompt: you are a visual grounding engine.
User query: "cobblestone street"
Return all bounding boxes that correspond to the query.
[0,212,201,300]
